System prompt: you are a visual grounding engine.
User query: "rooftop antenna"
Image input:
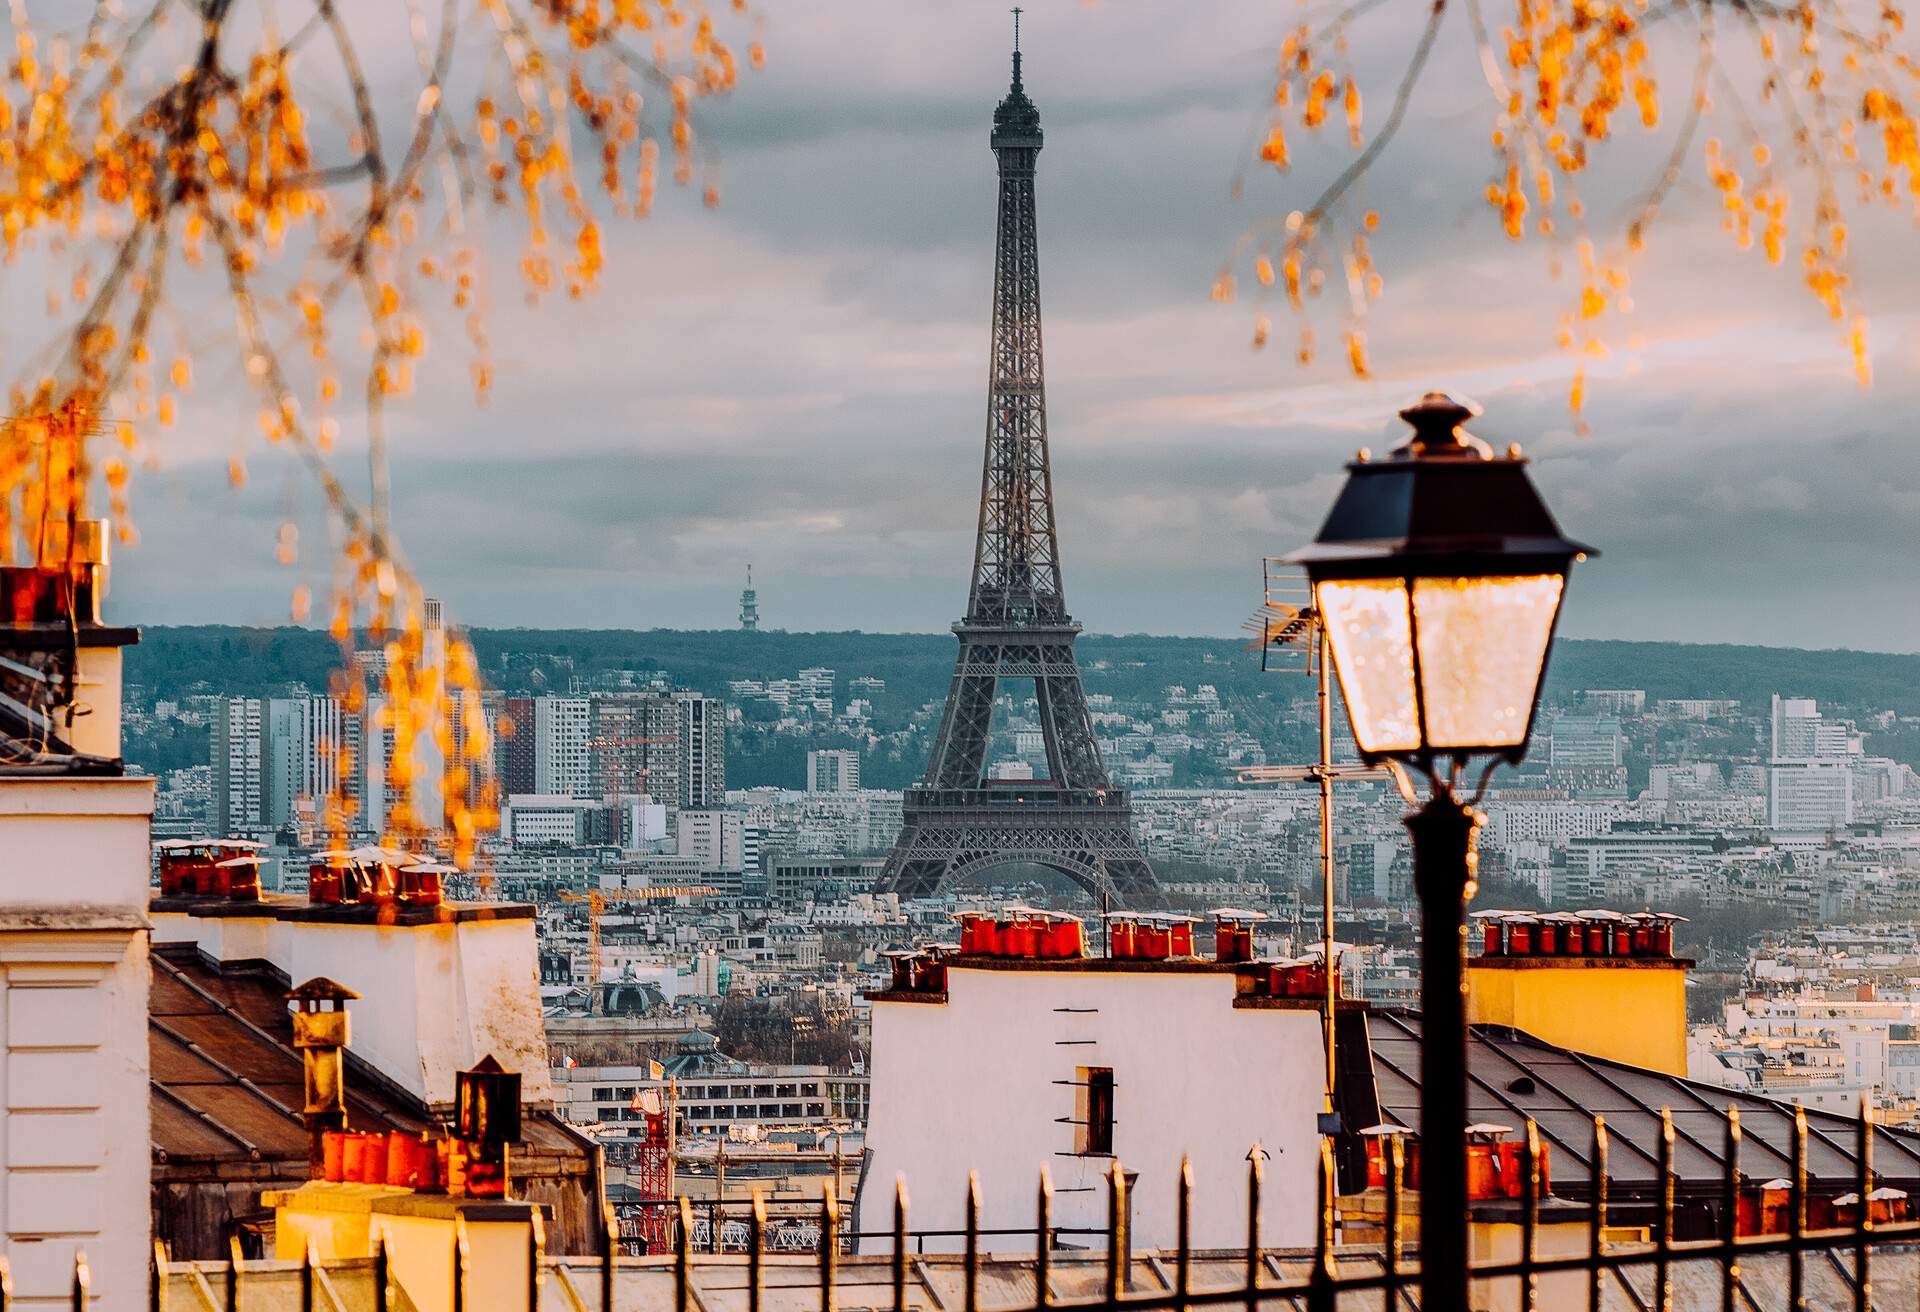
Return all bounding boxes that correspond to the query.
[1238,560,1391,1133]
[1010,7,1023,85]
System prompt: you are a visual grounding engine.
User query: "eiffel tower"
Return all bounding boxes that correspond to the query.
[879,27,1156,905]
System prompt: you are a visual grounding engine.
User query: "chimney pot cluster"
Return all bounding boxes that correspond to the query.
[1107,912,1199,960]
[307,848,450,907]
[1244,955,1338,1001]
[954,907,1087,959]
[155,839,268,900]
[882,947,951,994]
[0,518,109,626]
[1475,909,1685,959]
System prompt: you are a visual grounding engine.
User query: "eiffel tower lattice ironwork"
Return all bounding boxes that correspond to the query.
[878,37,1156,905]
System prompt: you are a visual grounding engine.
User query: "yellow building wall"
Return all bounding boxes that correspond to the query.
[267,1184,535,1312]
[1466,962,1687,1077]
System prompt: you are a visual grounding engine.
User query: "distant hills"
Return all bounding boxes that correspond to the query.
[125,626,1920,716]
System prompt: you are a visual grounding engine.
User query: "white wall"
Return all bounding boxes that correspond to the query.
[158,905,554,1110]
[0,775,155,1308]
[859,965,1322,1253]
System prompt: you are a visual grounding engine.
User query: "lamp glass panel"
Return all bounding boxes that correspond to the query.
[1410,573,1565,750]
[1316,578,1421,754]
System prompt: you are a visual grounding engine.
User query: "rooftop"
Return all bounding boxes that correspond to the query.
[149,943,599,1258]
[1361,1010,1920,1201]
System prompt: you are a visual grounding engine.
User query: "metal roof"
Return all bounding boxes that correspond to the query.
[1363,1009,1920,1197]
[149,945,600,1257]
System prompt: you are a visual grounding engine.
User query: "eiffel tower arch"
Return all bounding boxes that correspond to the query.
[879,37,1156,907]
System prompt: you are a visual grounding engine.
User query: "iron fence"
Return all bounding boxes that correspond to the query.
[11,1098,1894,1309]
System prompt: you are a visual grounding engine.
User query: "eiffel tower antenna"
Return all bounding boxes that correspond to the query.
[878,45,1155,906]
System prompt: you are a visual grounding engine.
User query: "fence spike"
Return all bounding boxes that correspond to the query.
[71,1248,89,1312]
[152,1240,169,1312]
[453,1214,472,1312]
[374,1232,390,1312]
[893,1174,910,1312]
[965,1171,982,1312]
[821,1179,841,1312]
[1036,1164,1054,1312]
[1245,1146,1264,1312]
[1307,1138,1336,1312]
[603,1200,619,1312]
[1176,1156,1193,1312]
[1589,1115,1608,1312]
[1521,1117,1541,1312]
[1722,1106,1741,1312]
[530,1204,547,1312]
[1106,1158,1130,1301]
[1385,1133,1405,1310]
[749,1188,766,1312]
[676,1197,696,1312]
[1790,1103,1807,1312]
[1857,1093,1873,1312]
[1657,1107,1675,1312]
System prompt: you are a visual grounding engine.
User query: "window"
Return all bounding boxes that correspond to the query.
[1076,1067,1114,1156]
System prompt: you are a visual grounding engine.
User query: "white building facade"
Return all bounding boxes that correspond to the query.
[534,697,593,799]
[860,960,1325,1253]
[0,608,154,1305]
[806,749,860,795]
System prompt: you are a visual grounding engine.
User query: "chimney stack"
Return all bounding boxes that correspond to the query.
[287,977,360,1176]
[1466,908,1692,1075]
[0,517,130,762]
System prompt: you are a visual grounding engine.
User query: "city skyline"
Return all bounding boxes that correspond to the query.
[115,5,1920,650]
[8,3,1920,1301]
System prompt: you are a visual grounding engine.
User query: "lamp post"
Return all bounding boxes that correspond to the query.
[1285,392,1592,1311]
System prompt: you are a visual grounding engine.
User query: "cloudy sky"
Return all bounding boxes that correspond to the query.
[107,2,1920,651]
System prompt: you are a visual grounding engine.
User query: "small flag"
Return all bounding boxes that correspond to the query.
[648,1058,666,1081]
[562,1054,577,1069]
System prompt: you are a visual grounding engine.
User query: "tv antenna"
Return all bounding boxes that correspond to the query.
[1239,559,1388,1121]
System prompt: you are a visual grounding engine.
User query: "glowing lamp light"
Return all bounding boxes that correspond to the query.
[1286,392,1593,768]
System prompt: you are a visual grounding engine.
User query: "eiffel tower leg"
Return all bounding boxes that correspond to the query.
[1034,667,1103,785]
[927,673,996,791]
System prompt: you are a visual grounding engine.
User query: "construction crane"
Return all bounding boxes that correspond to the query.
[587,733,677,834]
[558,885,720,998]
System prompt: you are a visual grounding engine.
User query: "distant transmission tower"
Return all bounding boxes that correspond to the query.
[738,566,760,632]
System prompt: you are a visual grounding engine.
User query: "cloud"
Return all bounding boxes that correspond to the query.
[88,1,1920,654]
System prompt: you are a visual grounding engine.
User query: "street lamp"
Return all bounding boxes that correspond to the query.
[1285,391,1592,1311]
